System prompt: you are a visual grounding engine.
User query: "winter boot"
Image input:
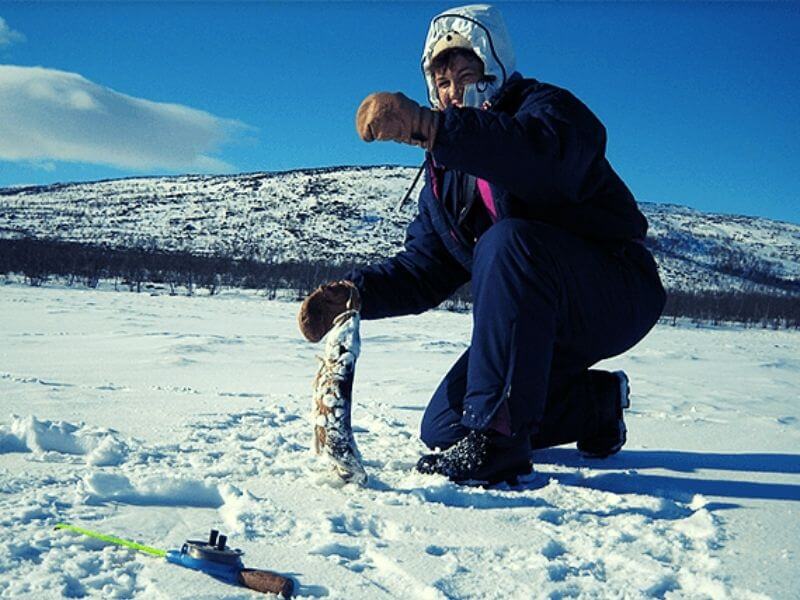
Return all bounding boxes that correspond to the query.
[577,370,630,458]
[416,430,533,485]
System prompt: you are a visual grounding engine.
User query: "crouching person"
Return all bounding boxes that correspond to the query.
[298,4,666,485]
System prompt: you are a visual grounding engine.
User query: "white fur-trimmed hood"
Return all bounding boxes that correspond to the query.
[421,4,516,109]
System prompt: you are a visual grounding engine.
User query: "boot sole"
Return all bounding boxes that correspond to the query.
[579,420,627,459]
[578,371,630,459]
[615,370,631,409]
[454,460,534,487]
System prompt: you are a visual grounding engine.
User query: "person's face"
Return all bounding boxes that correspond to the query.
[432,53,485,109]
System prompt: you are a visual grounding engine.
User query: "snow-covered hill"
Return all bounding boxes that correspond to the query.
[2,166,799,294]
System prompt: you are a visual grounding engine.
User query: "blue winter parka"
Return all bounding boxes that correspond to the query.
[347,75,649,320]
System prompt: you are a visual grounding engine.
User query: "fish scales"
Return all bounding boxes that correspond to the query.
[311,309,367,486]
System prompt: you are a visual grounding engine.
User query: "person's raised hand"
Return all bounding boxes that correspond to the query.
[356,92,440,150]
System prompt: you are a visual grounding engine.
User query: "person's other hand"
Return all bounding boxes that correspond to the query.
[297,280,361,342]
[356,92,440,150]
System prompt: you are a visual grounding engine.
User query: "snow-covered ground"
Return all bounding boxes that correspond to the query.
[1,282,798,599]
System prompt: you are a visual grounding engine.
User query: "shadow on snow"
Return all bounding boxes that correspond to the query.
[534,448,800,502]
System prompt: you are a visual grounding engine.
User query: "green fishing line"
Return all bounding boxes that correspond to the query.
[54,523,167,558]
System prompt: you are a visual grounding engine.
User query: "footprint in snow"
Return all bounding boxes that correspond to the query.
[425,545,447,556]
[309,542,363,562]
[541,539,567,560]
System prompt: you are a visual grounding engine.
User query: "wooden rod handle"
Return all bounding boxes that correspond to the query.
[238,568,294,598]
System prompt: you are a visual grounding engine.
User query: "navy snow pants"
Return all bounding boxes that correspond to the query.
[420,219,666,450]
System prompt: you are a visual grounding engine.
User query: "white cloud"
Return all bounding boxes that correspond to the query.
[0,17,25,47]
[0,65,248,172]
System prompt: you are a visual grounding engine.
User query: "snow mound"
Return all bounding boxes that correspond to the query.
[0,539,142,599]
[0,415,129,466]
[76,472,263,537]
[78,472,225,508]
[217,484,273,537]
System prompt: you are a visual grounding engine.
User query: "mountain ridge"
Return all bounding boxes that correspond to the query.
[1,166,798,295]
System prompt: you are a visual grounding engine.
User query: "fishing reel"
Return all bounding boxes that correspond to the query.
[183,530,244,567]
[166,529,293,597]
[167,529,244,584]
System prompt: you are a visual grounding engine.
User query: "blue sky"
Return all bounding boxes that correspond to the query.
[1,2,798,224]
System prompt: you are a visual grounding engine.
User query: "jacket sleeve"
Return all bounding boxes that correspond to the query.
[431,89,607,205]
[344,185,470,320]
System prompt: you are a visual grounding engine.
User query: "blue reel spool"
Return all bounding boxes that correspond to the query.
[166,529,244,585]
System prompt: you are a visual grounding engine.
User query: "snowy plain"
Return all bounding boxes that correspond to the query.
[1,281,798,599]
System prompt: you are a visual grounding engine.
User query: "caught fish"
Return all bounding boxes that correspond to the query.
[311,309,367,486]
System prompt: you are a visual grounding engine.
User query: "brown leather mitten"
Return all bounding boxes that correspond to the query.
[298,280,361,343]
[356,92,440,150]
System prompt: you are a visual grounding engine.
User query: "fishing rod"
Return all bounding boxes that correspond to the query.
[55,523,293,598]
